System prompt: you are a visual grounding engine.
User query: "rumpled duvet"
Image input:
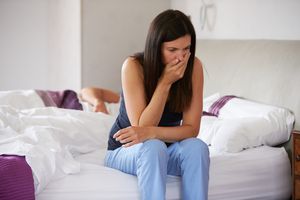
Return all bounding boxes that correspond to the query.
[0,105,115,194]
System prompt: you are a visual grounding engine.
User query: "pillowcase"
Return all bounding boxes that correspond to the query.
[218,97,295,136]
[209,117,290,153]
[198,95,295,153]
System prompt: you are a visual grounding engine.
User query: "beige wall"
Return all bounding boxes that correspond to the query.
[0,0,49,90]
[0,0,81,91]
[0,0,169,91]
[81,0,170,91]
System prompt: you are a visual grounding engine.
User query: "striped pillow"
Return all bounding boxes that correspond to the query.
[0,155,35,200]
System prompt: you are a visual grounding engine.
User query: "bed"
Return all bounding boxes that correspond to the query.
[1,40,299,200]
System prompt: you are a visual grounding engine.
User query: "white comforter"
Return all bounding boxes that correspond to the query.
[0,105,115,194]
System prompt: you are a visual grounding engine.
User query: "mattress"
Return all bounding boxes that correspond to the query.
[36,145,291,200]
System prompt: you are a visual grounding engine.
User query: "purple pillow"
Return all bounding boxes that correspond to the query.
[0,155,35,200]
[36,89,83,110]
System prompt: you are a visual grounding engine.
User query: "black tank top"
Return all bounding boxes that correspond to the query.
[107,92,183,150]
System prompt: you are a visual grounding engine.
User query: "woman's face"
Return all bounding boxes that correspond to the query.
[161,34,191,65]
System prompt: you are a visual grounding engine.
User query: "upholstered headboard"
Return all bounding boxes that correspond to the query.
[196,40,300,131]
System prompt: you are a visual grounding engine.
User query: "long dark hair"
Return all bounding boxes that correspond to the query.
[134,9,196,112]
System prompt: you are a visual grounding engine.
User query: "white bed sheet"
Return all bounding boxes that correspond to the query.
[36,145,291,200]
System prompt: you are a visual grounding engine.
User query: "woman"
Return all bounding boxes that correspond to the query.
[105,10,209,200]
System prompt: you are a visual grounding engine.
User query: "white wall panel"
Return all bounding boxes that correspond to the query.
[171,0,300,40]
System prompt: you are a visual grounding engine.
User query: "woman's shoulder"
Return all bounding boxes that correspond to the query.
[193,56,203,73]
[122,57,142,69]
[122,57,144,79]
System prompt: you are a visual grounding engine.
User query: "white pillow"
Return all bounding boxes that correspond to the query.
[0,90,45,109]
[209,117,290,153]
[198,116,218,145]
[198,96,295,153]
[218,98,295,135]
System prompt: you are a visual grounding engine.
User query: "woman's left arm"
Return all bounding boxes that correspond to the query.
[114,58,204,146]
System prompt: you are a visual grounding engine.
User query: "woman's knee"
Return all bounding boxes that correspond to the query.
[139,139,168,158]
[181,138,209,157]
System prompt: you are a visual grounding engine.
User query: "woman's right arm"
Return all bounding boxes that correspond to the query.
[122,58,170,126]
[122,55,188,127]
[114,54,192,147]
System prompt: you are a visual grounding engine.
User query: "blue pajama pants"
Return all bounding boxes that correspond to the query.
[104,138,210,200]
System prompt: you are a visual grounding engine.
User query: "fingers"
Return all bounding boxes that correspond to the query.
[173,52,191,68]
[122,141,137,148]
[173,52,191,77]
[116,132,132,143]
[113,127,141,147]
[181,52,191,70]
[182,52,191,65]
[171,58,180,65]
[166,58,180,69]
[113,128,129,141]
